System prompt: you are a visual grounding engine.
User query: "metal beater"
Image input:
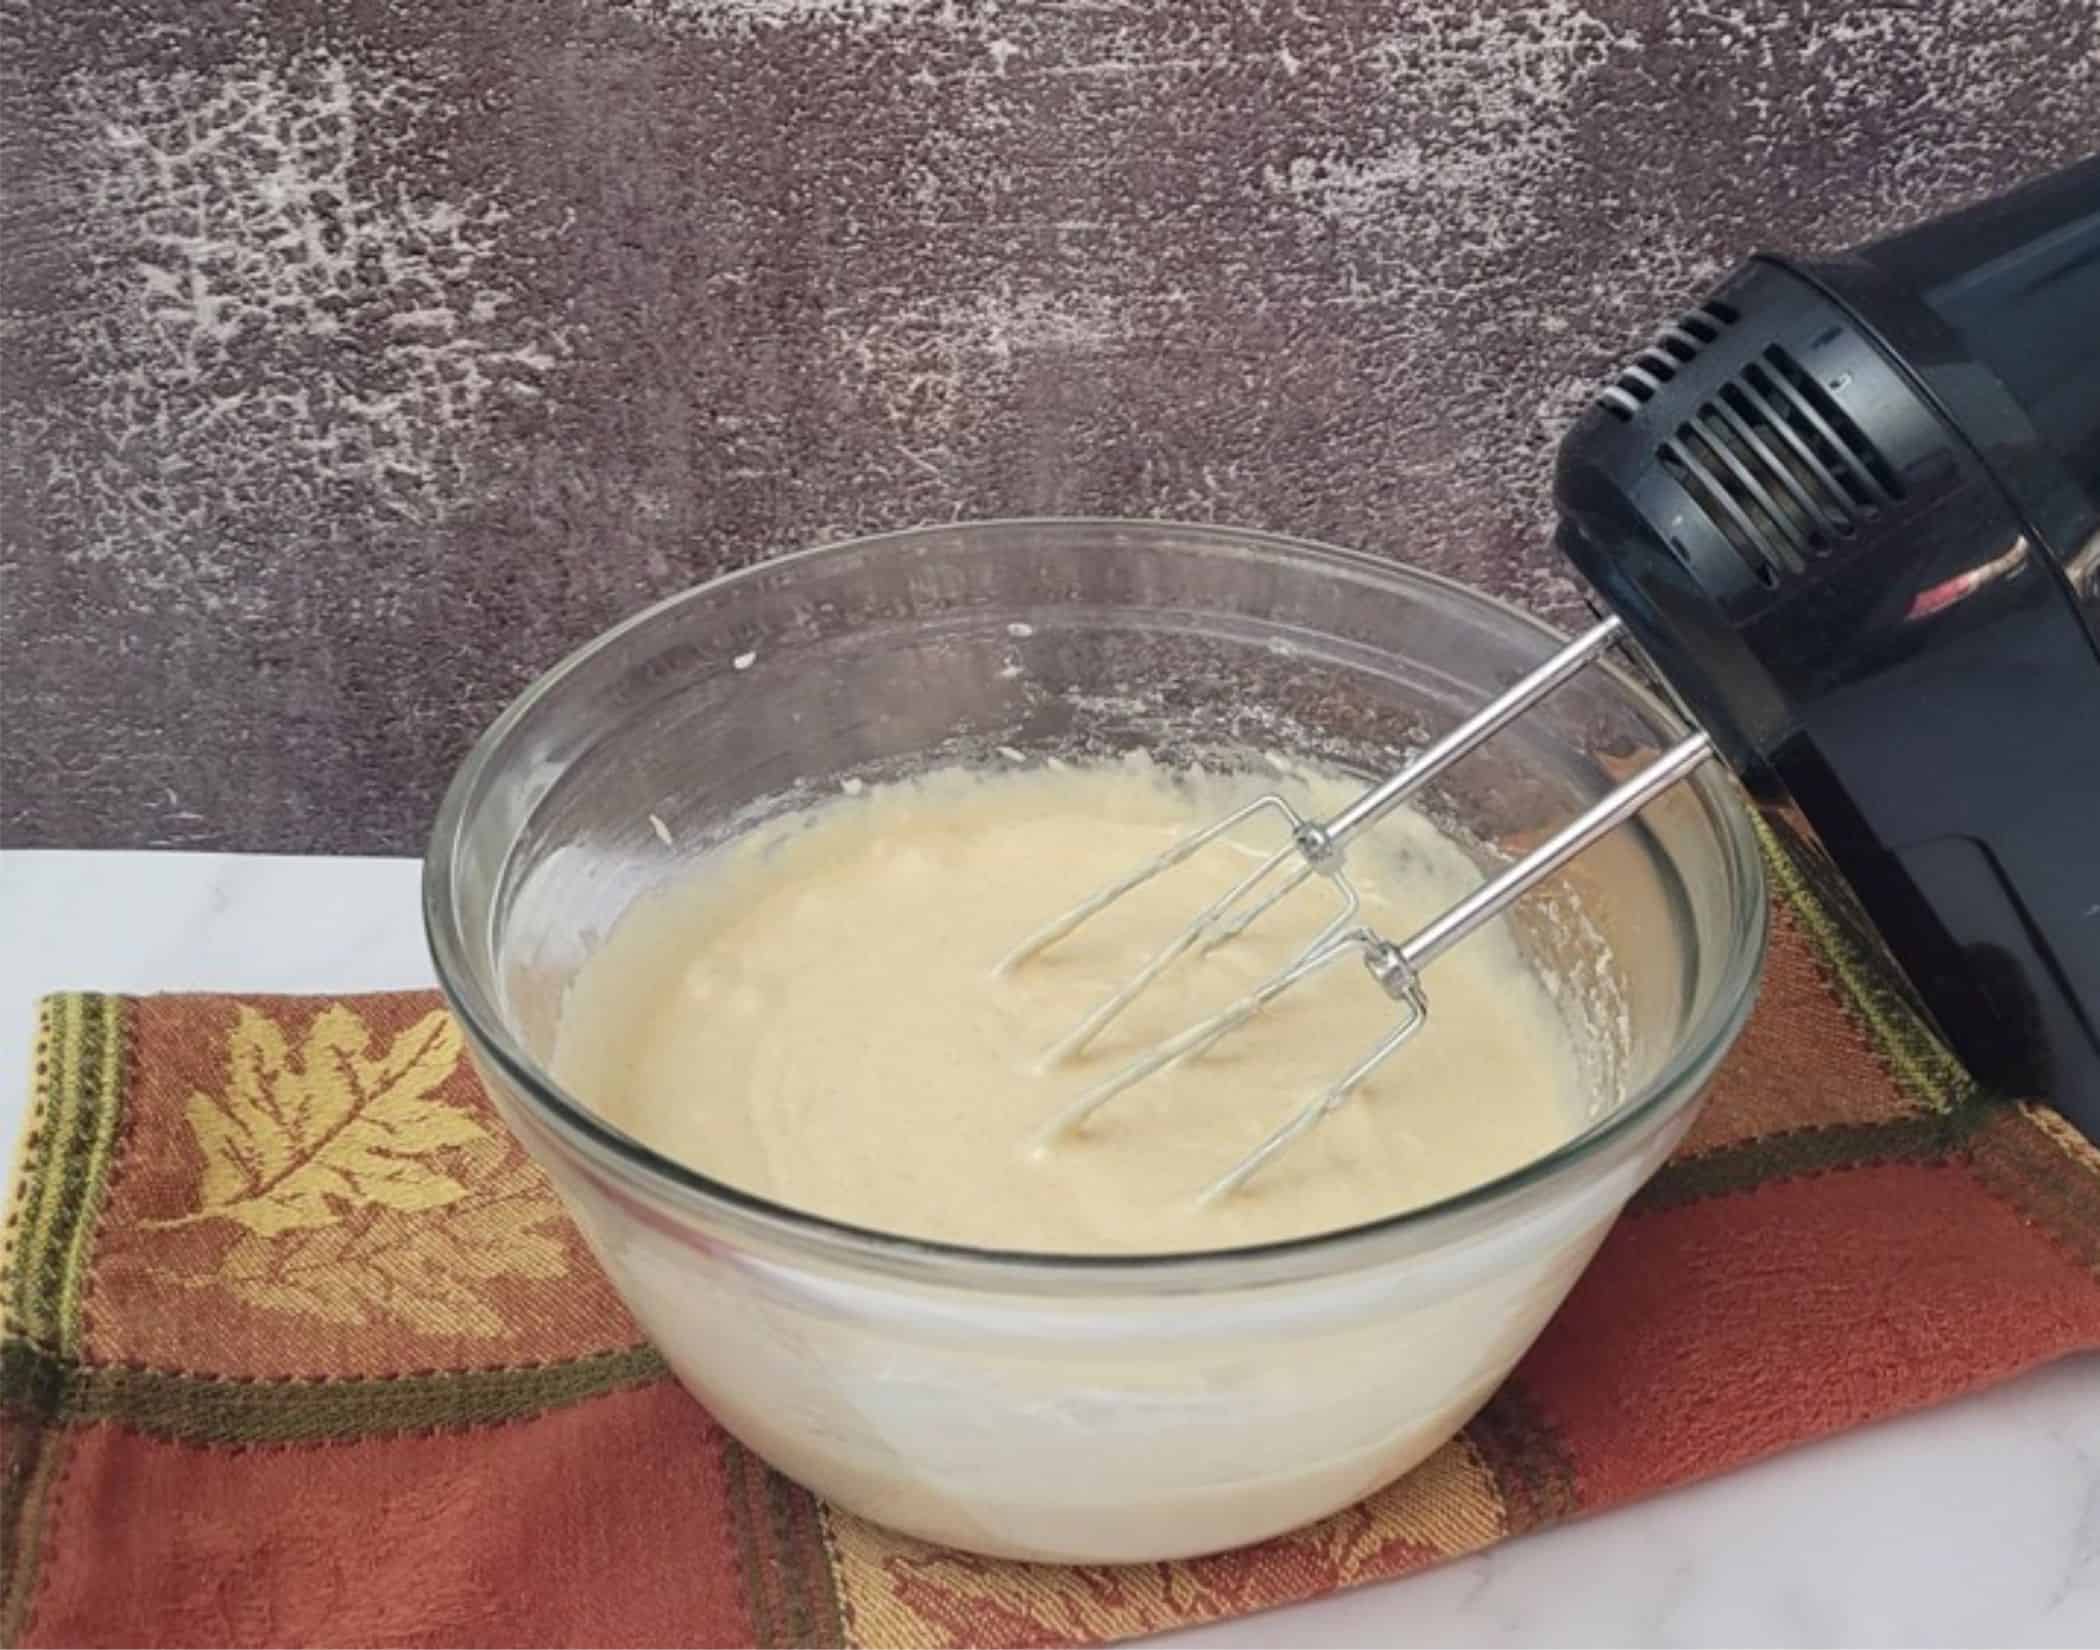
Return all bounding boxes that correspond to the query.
[999,613,1714,1203]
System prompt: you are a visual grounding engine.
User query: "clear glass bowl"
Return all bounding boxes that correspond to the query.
[424,520,1768,1564]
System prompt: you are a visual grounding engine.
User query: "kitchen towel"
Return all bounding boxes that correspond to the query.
[6,822,2100,1648]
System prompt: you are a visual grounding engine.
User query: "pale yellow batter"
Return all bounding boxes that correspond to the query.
[553,756,1588,1253]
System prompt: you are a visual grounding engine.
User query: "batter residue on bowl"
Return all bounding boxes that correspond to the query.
[552,756,1590,1253]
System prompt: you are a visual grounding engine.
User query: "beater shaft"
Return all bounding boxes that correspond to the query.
[1398,729,1714,974]
[1320,615,1625,849]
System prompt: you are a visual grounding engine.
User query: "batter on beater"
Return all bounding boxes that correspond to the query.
[552,756,1590,1253]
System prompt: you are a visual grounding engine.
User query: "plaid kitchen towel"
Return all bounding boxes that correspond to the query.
[5,822,2099,1648]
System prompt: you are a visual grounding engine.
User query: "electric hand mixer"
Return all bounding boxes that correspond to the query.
[1006,154,2100,1200]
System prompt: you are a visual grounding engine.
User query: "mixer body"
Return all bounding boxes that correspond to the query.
[1556,155,2100,1137]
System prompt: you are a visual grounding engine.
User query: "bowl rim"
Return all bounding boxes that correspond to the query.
[423,517,1770,1283]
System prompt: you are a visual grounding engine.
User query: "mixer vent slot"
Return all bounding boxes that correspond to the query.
[1759,346,1904,504]
[1596,301,1738,419]
[1653,342,1906,589]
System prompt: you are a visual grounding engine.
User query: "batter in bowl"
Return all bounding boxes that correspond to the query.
[553,755,1590,1252]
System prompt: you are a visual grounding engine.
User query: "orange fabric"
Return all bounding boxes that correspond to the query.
[1523,1162,2100,1508]
[26,1385,754,1649]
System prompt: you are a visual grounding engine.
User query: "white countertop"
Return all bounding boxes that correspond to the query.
[4,847,2097,1647]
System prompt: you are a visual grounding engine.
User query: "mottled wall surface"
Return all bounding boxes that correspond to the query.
[4,1,2093,850]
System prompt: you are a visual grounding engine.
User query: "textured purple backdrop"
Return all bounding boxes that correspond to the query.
[4,0,2093,850]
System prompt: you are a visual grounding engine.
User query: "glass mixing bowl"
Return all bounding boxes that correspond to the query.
[424,519,1767,1564]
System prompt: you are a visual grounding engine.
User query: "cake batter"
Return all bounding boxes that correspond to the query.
[553,755,1589,1252]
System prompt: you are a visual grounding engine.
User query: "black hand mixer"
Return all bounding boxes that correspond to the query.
[1007,154,2100,1198]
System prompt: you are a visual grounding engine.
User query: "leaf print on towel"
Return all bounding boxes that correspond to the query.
[153,1004,571,1338]
[166,1005,476,1234]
